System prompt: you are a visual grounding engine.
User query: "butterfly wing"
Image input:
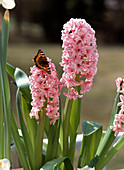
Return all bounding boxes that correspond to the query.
[34,49,51,74]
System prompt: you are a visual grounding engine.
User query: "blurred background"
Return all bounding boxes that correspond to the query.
[3,0,124,169]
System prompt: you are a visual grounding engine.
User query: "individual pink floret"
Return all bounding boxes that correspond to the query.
[117,95,124,111]
[64,88,83,100]
[29,61,60,124]
[60,18,99,100]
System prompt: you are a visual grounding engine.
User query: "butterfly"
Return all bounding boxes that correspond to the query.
[33,49,51,74]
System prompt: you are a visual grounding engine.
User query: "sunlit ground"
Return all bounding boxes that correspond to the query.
[7,43,124,169]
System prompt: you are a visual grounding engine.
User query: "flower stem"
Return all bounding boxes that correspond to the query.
[63,97,73,156]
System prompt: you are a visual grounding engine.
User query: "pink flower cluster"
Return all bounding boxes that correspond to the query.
[111,77,124,136]
[60,18,99,100]
[29,58,60,124]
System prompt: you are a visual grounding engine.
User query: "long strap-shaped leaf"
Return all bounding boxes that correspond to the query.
[45,97,62,162]
[35,104,46,169]
[78,120,102,168]
[45,120,60,162]
[0,78,3,159]
[6,62,15,79]
[95,91,120,169]
[7,64,37,154]
[97,134,124,169]
[41,157,73,170]
[14,68,31,102]
[2,10,9,65]
[0,47,11,160]
[0,10,10,160]
[14,68,37,146]
[21,96,37,153]
[0,12,4,159]
[11,109,30,170]
[16,88,36,170]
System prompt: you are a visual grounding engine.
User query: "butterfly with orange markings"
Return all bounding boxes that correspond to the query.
[33,49,51,74]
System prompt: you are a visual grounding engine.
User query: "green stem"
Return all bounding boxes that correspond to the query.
[63,98,73,156]
[69,86,81,163]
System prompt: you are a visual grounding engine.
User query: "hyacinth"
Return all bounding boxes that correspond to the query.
[29,58,60,124]
[111,77,124,136]
[60,18,99,100]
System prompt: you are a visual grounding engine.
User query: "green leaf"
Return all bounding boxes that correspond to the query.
[97,134,124,169]
[0,10,11,160]
[0,12,2,59]
[35,106,46,169]
[21,96,37,153]
[14,67,31,102]
[0,14,3,158]
[2,10,9,65]
[44,116,50,138]
[11,109,30,170]
[69,86,81,163]
[81,120,102,136]
[6,62,15,79]
[78,120,102,168]
[95,91,120,169]
[0,61,11,159]
[16,88,36,170]
[6,63,32,104]
[45,120,60,162]
[45,97,62,162]
[0,78,3,159]
[41,157,73,170]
